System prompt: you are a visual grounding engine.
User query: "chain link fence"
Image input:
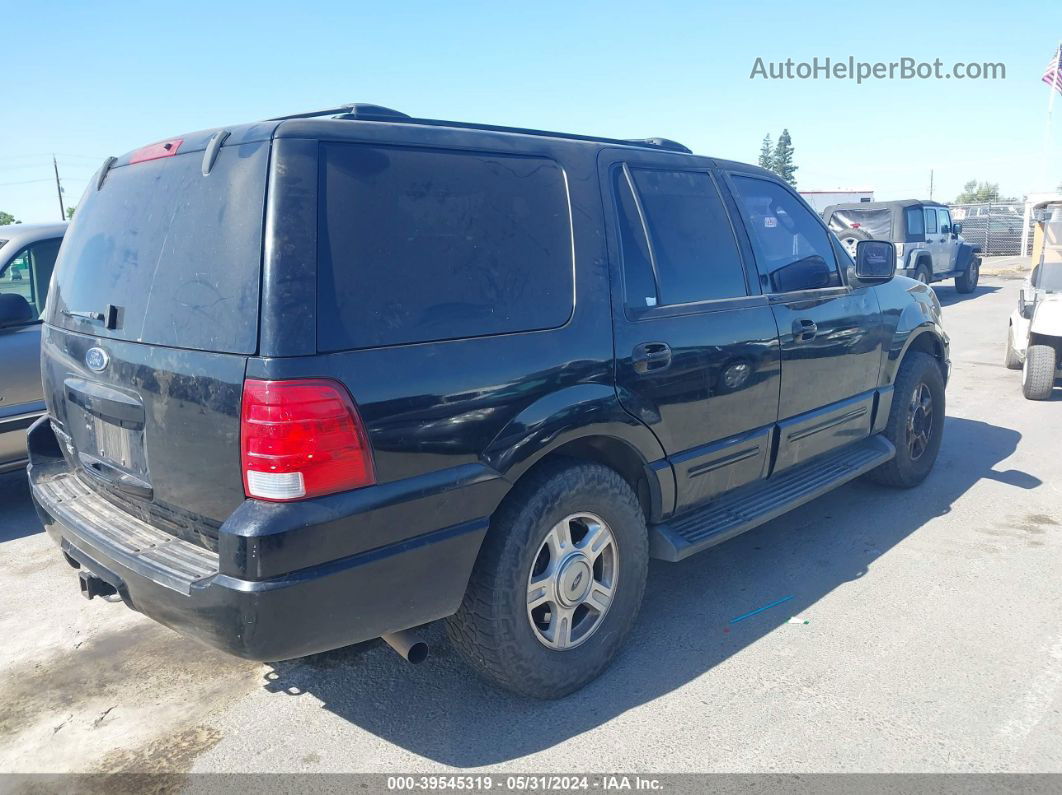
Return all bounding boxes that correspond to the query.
[948,202,1031,256]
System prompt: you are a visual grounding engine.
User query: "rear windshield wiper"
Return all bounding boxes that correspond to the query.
[62,309,104,322]
[61,305,122,330]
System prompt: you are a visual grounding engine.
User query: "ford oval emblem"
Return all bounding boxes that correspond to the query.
[85,347,109,372]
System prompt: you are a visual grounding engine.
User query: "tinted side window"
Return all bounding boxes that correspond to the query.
[612,169,657,309]
[905,207,925,239]
[731,176,841,292]
[938,209,951,233]
[625,168,747,305]
[318,144,573,350]
[924,208,938,234]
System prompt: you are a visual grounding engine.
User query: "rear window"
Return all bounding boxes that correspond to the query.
[317,143,573,351]
[827,208,892,240]
[48,142,269,354]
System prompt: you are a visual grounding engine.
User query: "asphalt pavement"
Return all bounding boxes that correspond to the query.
[1,276,1060,776]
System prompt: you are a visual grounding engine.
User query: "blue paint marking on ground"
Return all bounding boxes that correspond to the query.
[729,595,795,624]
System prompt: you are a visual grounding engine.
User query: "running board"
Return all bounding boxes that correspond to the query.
[650,436,895,562]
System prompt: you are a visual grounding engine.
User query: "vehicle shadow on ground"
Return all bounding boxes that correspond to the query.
[934,283,1000,307]
[263,416,1039,766]
[0,470,42,543]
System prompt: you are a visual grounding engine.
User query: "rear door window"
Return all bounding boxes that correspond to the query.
[924,208,939,234]
[49,142,269,354]
[317,144,573,351]
[617,167,748,307]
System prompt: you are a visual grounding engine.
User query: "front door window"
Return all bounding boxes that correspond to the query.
[0,238,61,321]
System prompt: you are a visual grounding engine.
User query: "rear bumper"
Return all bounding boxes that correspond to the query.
[28,419,491,661]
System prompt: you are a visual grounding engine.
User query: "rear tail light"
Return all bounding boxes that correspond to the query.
[240,379,375,501]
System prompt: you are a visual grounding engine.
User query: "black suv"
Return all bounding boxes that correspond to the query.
[29,105,949,698]
[824,199,981,293]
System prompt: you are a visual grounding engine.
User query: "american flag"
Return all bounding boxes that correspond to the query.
[1045,46,1062,95]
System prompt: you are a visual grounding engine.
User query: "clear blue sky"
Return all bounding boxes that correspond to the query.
[3,0,1061,222]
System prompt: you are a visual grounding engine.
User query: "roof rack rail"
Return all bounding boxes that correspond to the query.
[269,103,692,155]
[268,103,410,121]
[623,138,692,154]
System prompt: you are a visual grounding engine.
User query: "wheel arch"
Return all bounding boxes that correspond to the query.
[481,384,672,523]
[885,324,949,387]
[911,251,933,274]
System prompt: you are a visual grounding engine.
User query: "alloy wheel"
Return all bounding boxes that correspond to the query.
[906,382,934,461]
[527,513,618,650]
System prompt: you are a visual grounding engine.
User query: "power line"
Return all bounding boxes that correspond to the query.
[0,152,108,161]
[0,161,101,173]
[0,178,53,187]
[0,176,90,187]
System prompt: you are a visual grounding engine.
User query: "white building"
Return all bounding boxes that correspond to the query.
[799,188,875,214]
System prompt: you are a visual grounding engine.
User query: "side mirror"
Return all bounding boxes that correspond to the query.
[854,240,896,283]
[952,222,962,235]
[1020,284,1036,319]
[0,293,35,327]
[770,255,836,293]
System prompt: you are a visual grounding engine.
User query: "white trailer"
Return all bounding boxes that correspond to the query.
[800,188,875,214]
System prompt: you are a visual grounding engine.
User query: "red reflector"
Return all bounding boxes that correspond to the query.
[240,379,375,502]
[851,223,861,228]
[129,138,184,164]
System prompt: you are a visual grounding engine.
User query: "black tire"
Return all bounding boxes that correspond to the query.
[867,351,945,488]
[446,460,649,698]
[1004,326,1023,370]
[1022,343,1057,400]
[912,261,932,286]
[954,258,980,293]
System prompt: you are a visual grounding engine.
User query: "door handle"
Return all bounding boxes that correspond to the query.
[792,318,818,342]
[632,342,672,374]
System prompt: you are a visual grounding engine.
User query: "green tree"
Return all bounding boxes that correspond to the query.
[772,129,798,186]
[758,134,773,170]
[954,180,1016,203]
[66,206,76,220]
[0,211,19,226]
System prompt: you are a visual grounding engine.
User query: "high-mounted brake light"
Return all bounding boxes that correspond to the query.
[240,379,375,501]
[129,138,184,164]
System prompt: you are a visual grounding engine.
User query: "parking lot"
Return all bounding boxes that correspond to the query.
[1,275,1060,776]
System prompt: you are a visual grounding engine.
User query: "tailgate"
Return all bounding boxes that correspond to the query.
[41,134,271,538]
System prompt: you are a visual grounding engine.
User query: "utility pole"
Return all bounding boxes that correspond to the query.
[52,155,65,221]
[929,169,934,201]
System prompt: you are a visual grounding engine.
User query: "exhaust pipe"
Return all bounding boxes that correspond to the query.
[381,630,429,664]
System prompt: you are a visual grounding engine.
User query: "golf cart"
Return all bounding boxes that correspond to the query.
[1005,200,1062,399]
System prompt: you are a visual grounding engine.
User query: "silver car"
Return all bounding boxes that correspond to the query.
[0,222,67,472]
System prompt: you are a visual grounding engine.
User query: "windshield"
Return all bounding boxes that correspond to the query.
[48,141,269,354]
[827,208,892,239]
